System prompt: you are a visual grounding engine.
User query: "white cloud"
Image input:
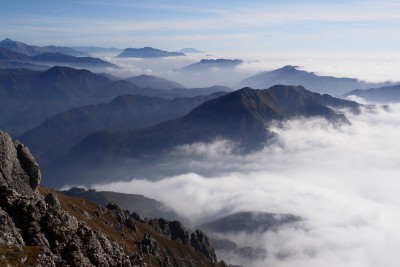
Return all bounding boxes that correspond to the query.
[93,104,400,266]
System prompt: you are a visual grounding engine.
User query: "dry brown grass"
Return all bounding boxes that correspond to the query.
[39,186,218,267]
[0,245,44,267]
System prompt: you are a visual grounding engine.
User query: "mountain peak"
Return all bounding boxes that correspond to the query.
[1,38,14,43]
[117,47,186,58]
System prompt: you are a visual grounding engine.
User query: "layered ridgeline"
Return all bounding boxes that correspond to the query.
[44,85,360,187]
[179,59,243,72]
[0,66,230,136]
[238,65,393,96]
[20,93,226,165]
[117,47,186,58]
[0,47,117,70]
[344,84,400,103]
[0,131,226,266]
[199,212,301,263]
[0,66,142,135]
[125,75,185,90]
[0,38,87,57]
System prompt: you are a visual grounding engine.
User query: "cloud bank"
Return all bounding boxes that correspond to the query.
[93,104,400,266]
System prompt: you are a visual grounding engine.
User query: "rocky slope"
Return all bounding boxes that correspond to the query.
[0,131,225,266]
[62,187,181,221]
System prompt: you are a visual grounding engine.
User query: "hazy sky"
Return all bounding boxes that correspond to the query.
[2,0,400,53]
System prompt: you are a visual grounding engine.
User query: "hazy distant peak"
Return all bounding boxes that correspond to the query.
[199,58,243,64]
[1,38,13,43]
[180,58,243,72]
[117,47,186,58]
[179,48,203,53]
[125,74,185,89]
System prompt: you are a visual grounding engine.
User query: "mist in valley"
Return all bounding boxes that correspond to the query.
[92,103,400,267]
[97,51,400,88]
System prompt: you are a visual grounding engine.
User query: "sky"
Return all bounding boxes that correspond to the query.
[1,0,400,54]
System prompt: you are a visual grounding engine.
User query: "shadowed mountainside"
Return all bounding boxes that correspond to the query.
[44,85,360,187]
[0,66,229,136]
[125,74,185,90]
[20,92,226,165]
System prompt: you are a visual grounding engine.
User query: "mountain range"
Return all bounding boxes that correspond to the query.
[180,59,243,72]
[43,85,360,187]
[72,46,124,55]
[0,66,231,136]
[179,48,203,53]
[20,93,226,165]
[125,74,185,90]
[0,66,144,135]
[344,84,400,103]
[0,38,87,57]
[238,65,393,96]
[117,47,186,58]
[0,47,118,69]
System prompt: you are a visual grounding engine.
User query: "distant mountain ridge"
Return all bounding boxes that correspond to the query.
[238,65,393,96]
[20,92,226,165]
[117,47,186,58]
[0,66,141,135]
[62,187,180,221]
[0,38,87,56]
[44,85,360,186]
[0,47,118,69]
[344,84,400,103]
[179,48,203,53]
[180,59,243,72]
[0,67,231,136]
[125,75,185,90]
[200,211,300,233]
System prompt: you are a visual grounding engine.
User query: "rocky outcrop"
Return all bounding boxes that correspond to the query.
[0,131,222,266]
[0,131,40,195]
[191,230,217,263]
[153,218,190,245]
[0,132,135,266]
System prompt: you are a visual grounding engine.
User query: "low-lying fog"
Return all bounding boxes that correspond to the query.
[93,102,400,267]
[99,51,400,88]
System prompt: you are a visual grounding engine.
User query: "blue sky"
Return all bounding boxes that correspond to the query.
[1,0,399,53]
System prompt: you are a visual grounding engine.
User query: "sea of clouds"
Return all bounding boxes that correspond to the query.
[98,51,400,89]
[93,103,400,267]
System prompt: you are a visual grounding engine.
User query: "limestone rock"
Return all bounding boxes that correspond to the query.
[0,207,25,246]
[0,131,40,195]
[191,229,217,263]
